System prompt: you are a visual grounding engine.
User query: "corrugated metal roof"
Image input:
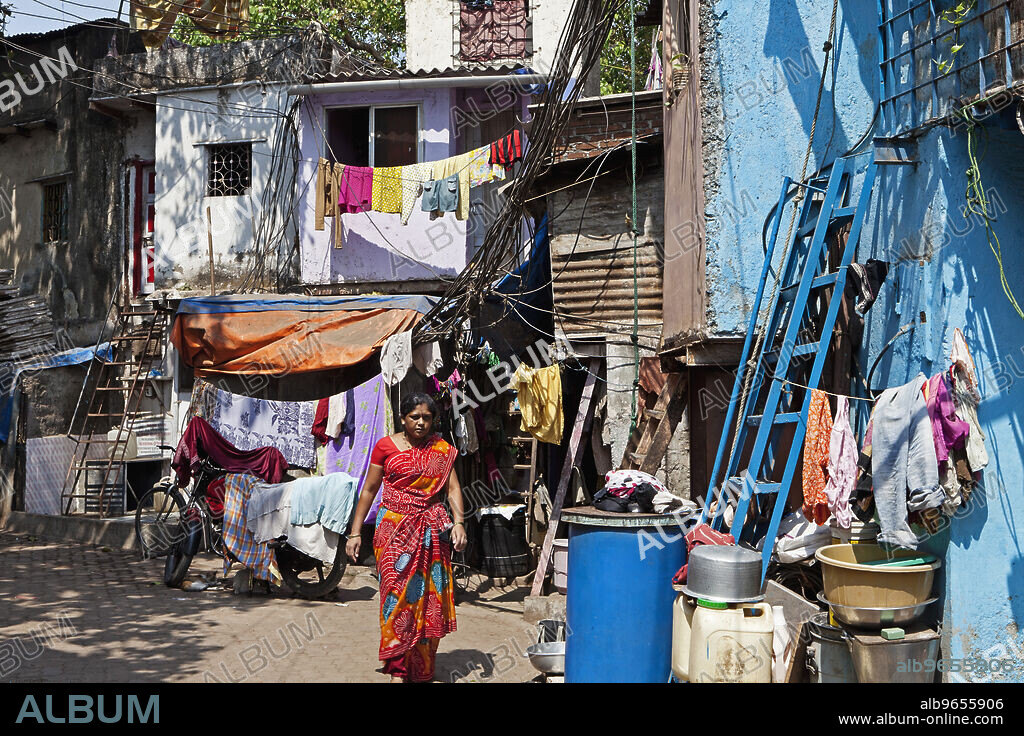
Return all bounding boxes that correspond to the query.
[307,63,527,84]
[6,18,126,44]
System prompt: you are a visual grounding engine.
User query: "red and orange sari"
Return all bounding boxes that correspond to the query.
[372,434,458,682]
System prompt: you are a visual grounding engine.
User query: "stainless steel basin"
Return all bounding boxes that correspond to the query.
[525,641,565,674]
[818,591,938,629]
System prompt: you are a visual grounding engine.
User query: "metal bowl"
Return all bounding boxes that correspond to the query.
[525,641,565,675]
[683,545,765,603]
[817,591,938,629]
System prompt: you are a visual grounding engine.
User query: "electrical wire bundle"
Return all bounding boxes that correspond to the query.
[412,0,628,346]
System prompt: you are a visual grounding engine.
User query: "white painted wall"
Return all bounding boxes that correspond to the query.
[297,87,476,284]
[406,0,455,72]
[530,0,574,75]
[153,82,293,292]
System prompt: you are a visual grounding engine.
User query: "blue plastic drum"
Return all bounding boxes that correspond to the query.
[563,507,689,683]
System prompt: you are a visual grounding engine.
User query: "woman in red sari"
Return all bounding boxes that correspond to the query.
[346,393,467,682]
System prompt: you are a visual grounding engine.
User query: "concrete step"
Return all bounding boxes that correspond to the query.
[1,511,139,552]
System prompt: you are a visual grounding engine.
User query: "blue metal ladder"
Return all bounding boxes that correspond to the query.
[700,153,878,580]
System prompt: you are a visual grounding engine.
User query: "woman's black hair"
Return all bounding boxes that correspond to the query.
[399,392,438,419]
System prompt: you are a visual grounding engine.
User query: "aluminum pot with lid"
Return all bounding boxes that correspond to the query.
[680,545,765,603]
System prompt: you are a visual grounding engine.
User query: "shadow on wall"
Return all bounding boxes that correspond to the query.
[859,122,1024,636]
[315,224,462,283]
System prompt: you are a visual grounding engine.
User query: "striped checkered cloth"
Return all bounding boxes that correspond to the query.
[222,473,280,584]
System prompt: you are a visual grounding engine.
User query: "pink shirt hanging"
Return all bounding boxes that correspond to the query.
[338,165,373,214]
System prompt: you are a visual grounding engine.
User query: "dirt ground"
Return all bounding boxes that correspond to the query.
[0,531,542,683]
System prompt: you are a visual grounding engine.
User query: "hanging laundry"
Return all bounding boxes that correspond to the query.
[380,330,413,386]
[846,260,889,314]
[851,413,876,523]
[872,374,943,550]
[371,166,403,214]
[949,327,980,399]
[400,161,434,225]
[802,390,833,526]
[247,481,340,564]
[950,362,988,472]
[412,341,444,377]
[421,175,460,219]
[204,389,318,468]
[940,446,976,515]
[131,0,250,50]
[318,374,394,525]
[431,369,463,399]
[433,152,474,221]
[311,398,330,446]
[468,145,506,187]
[511,363,563,445]
[339,165,373,214]
[824,396,857,529]
[326,390,355,439]
[490,129,523,167]
[925,372,969,465]
[314,158,328,231]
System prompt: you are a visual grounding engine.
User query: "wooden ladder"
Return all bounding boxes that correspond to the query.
[620,371,688,475]
[60,304,171,517]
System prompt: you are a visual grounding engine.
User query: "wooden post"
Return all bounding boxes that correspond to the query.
[530,359,600,598]
[206,206,215,296]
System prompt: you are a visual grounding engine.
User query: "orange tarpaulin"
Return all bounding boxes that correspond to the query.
[171,308,421,376]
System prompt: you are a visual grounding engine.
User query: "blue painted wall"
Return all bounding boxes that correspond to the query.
[701,0,1024,678]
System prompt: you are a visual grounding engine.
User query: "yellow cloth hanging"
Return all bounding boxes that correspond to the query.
[511,363,563,445]
[314,158,328,231]
[371,166,403,214]
[131,0,250,51]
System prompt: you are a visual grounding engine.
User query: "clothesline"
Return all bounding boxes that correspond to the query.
[778,376,876,403]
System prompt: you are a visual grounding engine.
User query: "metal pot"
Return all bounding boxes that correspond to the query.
[818,591,938,629]
[845,625,940,683]
[681,545,764,603]
[525,642,565,675]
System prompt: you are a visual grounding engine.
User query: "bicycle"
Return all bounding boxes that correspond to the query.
[134,445,346,598]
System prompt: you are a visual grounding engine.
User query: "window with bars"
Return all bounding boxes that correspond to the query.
[42,181,68,243]
[206,143,252,197]
[879,0,1024,135]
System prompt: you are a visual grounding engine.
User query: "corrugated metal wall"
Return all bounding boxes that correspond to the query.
[548,163,664,349]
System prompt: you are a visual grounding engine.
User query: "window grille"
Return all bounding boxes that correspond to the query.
[456,0,532,66]
[879,0,1024,135]
[206,143,251,197]
[42,181,68,243]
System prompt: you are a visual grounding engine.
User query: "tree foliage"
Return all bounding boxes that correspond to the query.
[599,5,655,95]
[1,3,13,37]
[172,0,406,67]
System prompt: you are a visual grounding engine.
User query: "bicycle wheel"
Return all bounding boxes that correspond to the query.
[164,516,201,588]
[135,484,186,559]
[276,543,346,599]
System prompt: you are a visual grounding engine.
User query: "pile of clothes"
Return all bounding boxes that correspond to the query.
[593,469,696,515]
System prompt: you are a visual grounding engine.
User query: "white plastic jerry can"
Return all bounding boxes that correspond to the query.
[688,600,775,683]
[671,586,695,682]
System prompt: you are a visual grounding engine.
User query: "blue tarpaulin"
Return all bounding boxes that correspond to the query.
[175,293,439,316]
[492,212,553,335]
[0,342,114,444]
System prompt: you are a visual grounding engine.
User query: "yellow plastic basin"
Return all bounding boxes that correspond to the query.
[814,544,940,609]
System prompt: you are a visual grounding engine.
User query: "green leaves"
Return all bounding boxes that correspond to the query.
[171,0,405,67]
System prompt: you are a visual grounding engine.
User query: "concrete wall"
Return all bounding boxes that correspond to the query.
[297,87,474,284]
[0,25,141,342]
[860,124,1024,680]
[406,0,455,72]
[694,0,1024,676]
[153,83,295,293]
[697,0,876,337]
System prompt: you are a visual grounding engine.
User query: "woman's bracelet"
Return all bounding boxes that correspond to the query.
[452,521,464,527]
